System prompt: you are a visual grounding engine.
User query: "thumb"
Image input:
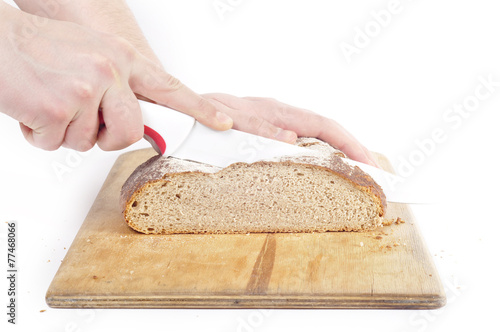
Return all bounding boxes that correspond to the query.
[129,54,233,131]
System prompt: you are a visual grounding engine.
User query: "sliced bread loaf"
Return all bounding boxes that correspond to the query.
[120,138,386,234]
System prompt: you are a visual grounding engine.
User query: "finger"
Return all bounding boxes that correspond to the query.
[130,55,232,131]
[207,94,305,131]
[61,102,100,152]
[19,122,31,138]
[361,145,381,168]
[242,99,380,167]
[204,94,291,125]
[309,118,380,168]
[203,94,379,166]
[19,113,68,151]
[97,86,144,151]
[207,98,297,143]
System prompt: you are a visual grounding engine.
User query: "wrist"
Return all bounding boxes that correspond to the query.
[0,2,26,43]
[0,3,24,119]
[0,2,16,28]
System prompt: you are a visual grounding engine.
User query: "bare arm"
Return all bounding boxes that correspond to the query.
[13,0,161,65]
[1,1,232,152]
[6,0,378,166]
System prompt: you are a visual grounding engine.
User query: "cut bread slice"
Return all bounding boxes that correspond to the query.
[120,138,386,234]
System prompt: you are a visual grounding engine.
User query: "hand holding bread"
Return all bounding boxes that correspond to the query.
[202,93,380,167]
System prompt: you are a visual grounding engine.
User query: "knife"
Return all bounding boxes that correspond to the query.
[139,101,425,204]
[140,100,308,166]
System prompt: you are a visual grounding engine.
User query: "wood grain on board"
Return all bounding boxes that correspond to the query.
[46,148,445,309]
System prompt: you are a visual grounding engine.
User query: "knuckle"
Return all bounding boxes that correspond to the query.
[76,127,98,152]
[100,102,143,150]
[195,97,216,115]
[91,54,117,80]
[262,97,279,106]
[319,115,334,129]
[113,36,136,61]
[47,105,71,124]
[246,115,268,134]
[113,99,137,116]
[164,74,183,91]
[72,80,95,100]
[264,97,278,103]
[270,100,290,121]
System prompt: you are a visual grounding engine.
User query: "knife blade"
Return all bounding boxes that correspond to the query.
[139,101,426,204]
[140,100,309,165]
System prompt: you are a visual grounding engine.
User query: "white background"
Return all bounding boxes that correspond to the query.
[1,0,499,331]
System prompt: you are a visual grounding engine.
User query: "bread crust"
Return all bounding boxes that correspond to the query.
[120,138,387,230]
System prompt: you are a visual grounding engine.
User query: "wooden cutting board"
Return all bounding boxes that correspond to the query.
[46,149,445,309]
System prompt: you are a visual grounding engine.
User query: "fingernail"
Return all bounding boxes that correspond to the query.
[366,154,381,168]
[275,128,297,143]
[216,111,233,126]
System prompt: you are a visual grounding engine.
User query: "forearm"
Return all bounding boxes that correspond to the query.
[0,1,19,26]
[13,0,161,66]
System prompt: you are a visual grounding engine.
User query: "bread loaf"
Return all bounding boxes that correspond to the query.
[120,138,386,234]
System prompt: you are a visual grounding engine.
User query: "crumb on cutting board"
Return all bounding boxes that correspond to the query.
[382,217,406,226]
